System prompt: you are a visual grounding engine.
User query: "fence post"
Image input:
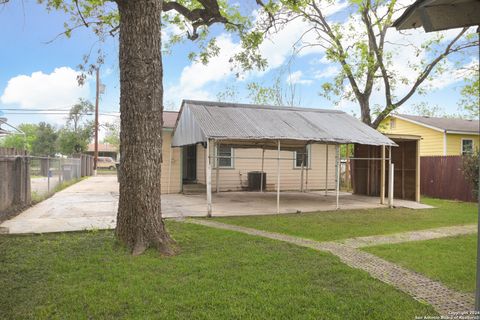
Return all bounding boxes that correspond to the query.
[25,151,31,204]
[47,156,50,193]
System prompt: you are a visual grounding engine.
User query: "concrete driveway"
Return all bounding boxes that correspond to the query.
[1,176,119,234]
[0,175,431,234]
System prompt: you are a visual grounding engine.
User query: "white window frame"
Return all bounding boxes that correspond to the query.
[214,145,234,169]
[294,145,311,169]
[461,138,474,155]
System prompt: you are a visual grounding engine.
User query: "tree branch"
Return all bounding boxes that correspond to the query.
[372,27,472,127]
[163,0,229,40]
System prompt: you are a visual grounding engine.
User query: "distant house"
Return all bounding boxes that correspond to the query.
[87,143,119,161]
[379,114,479,156]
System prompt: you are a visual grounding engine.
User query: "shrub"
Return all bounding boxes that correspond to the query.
[462,149,479,200]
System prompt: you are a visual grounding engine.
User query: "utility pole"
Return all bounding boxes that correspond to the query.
[94,67,100,176]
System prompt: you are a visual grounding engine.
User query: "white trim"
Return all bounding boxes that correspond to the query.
[391,115,445,132]
[214,145,234,169]
[447,130,480,135]
[293,145,311,169]
[461,138,474,155]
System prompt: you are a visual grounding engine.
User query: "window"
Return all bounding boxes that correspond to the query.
[390,118,396,129]
[294,146,310,168]
[216,145,233,168]
[462,139,474,155]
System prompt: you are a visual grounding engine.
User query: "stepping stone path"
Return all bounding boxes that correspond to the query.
[185,219,476,315]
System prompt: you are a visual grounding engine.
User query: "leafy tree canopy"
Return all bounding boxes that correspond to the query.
[0,123,38,152]
[239,0,478,127]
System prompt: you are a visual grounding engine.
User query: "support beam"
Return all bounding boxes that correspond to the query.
[325,144,329,196]
[345,144,350,191]
[336,145,340,210]
[305,144,309,192]
[388,162,394,208]
[300,151,305,192]
[215,141,220,193]
[206,139,212,217]
[260,147,265,192]
[277,140,281,214]
[380,145,386,204]
[415,140,421,202]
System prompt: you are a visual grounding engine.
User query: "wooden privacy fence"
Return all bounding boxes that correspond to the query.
[0,148,31,213]
[420,156,474,202]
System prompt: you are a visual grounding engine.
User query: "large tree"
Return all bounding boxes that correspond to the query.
[0,123,38,152]
[33,0,270,255]
[58,100,95,155]
[32,122,58,156]
[243,0,478,127]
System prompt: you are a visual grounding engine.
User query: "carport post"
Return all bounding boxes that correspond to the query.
[260,147,265,192]
[325,144,329,196]
[380,145,386,204]
[206,139,212,217]
[305,143,309,192]
[335,145,340,209]
[300,153,304,192]
[388,146,393,208]
[388,162,394,208]
[277,140,281,214]
[216,140,220,193]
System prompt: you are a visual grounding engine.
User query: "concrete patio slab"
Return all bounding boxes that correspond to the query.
[0,175,432,234]
[1,176,119,234]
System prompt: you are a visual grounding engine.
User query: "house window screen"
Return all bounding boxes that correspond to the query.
[462,139,473,155]
[295,147,310,168]
[217,145,233,168]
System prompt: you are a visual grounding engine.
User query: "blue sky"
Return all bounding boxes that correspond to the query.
[0,0,477,135]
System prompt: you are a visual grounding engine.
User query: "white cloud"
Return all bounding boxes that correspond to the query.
[165,0,473,110]
[427,59,478,90]
[314,66,340,79]
[287,71,313,85]
[165,1,350,106]
[1,67,90,109]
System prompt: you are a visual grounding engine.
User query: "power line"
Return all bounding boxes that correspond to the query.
[0,108,120,113]
[1,112,119,116]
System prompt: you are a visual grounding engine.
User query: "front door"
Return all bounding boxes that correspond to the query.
[182,145,197,183]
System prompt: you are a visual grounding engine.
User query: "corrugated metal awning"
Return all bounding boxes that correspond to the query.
[171,100,396,148]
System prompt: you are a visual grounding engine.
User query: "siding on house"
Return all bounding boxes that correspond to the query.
[195,144,337,191]
[379,116,445,156]
[160,130,182,193]
[446,134,479,155]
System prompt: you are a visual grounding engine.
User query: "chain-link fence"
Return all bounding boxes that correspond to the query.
[30,157,83,199]
[0,147,94,216]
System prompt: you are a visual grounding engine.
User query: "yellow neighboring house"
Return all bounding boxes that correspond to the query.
[379,114,479,156]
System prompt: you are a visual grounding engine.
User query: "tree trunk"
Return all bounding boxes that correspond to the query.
[358,97,373,127]
[115,0,176,256]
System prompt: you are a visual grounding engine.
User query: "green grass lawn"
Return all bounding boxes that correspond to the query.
[0,222,436,319]
[364,234,477,294]
[213,198,477,242]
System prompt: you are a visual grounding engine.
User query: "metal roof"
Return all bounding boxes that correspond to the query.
[395,114,480,134]
[171,100,396,148]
